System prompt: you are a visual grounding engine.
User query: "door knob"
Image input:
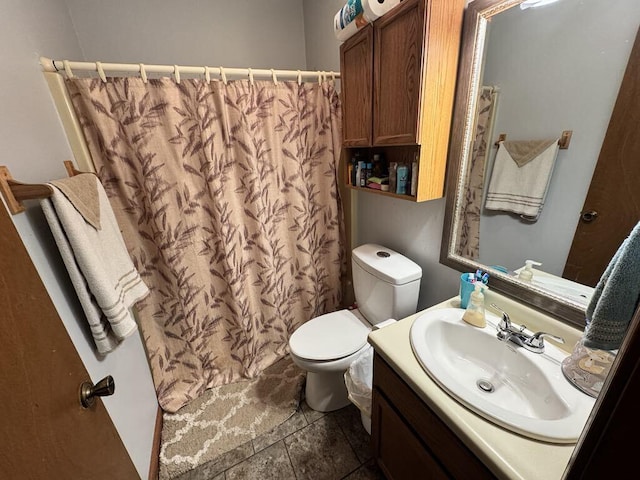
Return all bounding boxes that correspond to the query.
[79,375,115,408]
[580,210,598,223]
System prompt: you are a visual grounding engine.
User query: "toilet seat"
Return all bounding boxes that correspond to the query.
[289,309,370,361]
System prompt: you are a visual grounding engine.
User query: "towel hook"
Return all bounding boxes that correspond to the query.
[63,60,74,78]
[173,65,181,84]
[139,63,148,83]
[95,61,107,83]
[219,66,227,84]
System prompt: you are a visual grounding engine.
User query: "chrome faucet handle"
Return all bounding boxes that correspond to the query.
[526,331,565,350]
[489,304,511,330]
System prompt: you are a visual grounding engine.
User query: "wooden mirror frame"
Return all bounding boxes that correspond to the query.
[440,0,584,328]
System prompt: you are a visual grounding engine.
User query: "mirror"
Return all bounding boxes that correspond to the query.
[441,0,640,328]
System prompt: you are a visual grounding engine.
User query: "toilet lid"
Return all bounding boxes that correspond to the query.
[289,310,370,361]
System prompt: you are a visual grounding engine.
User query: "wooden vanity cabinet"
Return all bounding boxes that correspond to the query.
[371,353,496,480]
[339,0,464,201]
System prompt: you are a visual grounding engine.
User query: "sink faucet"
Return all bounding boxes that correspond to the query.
[489,304,565,353]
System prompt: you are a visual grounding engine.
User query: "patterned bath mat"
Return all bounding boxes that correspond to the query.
[159,355,305,480]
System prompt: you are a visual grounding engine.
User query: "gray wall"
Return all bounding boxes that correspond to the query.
[302,0,461,310]
[479,0,640,275]
[1,0,157,477]
[65,0,307,69]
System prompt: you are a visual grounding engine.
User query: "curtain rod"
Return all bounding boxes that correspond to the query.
[40,57,340,84]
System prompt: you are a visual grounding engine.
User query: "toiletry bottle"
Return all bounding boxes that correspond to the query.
[356,160,364,187]
[518,260,542,282]
[396,164,409,194]
[365,161,373,185]
[462,283,486,328]
[351,152,360,186]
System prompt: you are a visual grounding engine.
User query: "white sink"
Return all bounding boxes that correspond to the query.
[410,308,595,443]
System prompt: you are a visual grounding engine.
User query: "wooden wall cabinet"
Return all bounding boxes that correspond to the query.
[339,0,464,202]
[371,353,496,479]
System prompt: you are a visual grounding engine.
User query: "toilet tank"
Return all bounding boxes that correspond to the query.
[352,244,422,325]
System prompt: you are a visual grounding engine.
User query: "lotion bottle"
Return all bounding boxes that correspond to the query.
[462,283,486,328]
[518,260,542,282]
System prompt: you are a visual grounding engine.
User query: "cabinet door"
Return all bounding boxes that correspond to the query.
[373,0,424,145]
[372,389,449,480]
[340,25,373,147]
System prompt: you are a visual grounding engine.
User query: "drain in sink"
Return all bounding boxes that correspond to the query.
[476,379,495,393]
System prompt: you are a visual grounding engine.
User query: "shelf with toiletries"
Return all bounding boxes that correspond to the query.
[344,146,422,201]
[339,0,465,202]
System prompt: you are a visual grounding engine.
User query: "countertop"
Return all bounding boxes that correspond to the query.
[367,290,589,480]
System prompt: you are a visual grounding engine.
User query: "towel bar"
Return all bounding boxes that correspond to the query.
[494,130,572,149]
[0,161,86,214]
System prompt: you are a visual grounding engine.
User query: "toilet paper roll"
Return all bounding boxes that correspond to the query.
[333,0,402,43]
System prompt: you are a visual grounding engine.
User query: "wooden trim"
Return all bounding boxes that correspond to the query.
[415,0,465,201]
[148,406,163,480]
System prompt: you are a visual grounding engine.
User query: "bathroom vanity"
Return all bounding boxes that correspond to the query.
[368,291,587,480]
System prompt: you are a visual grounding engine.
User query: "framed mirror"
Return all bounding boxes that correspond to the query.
[441,0,640,328]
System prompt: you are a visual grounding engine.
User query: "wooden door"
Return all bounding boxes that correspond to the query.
[0,204,138,479]
[340,25,373,147]
[373,0,424,145]
[563,27,640,287]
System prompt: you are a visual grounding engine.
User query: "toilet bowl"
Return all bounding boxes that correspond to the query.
[289,244,422,416]
[289,309,371,412]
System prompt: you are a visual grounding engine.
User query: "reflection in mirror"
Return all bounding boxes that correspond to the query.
[442,0,640,327]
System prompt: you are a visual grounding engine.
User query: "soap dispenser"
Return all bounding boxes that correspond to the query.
[518,260,542,282]
[462,283,486,328]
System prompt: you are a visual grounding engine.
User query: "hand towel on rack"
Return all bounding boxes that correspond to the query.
[484,139,559,221]
[583,221,640,351]
[40,174,149,354]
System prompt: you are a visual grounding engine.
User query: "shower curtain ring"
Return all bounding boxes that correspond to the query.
[271,69,278,85]
[297,70,302,86]
[139,64,148,83]
[173,65,181,84]
[63,60,74,78]
[204,66,211,83]
[317,71,322,84]
[96,61,107,82]
[248,68,254,84]
[219,66,227,84]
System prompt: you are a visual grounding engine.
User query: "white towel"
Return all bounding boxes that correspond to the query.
[484,139,559,221]
[40,175,149,354]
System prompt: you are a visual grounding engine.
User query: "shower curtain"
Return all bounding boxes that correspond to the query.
[456,86,498,260]
[66,77,345,412]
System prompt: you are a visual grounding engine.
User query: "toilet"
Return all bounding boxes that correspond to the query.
[289,243,422,413]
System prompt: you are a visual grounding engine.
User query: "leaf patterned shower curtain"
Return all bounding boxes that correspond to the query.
[455,87,498,260]
[66,77,345,412]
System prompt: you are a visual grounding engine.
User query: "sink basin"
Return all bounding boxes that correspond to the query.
[532,276,594,307]
[410,308,595,443]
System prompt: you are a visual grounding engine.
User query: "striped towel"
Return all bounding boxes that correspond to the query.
[484,139,559,222]
[40,174,149,354]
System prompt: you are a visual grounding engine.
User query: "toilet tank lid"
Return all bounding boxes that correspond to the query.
[352,244,422,285]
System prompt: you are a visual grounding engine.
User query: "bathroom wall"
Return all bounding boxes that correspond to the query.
[302,0,461,310]
[0,0,157,478]
[479,0,640,275]
[64,0,307,69]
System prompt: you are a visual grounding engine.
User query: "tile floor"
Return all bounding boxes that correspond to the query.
[176,400,385,480]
